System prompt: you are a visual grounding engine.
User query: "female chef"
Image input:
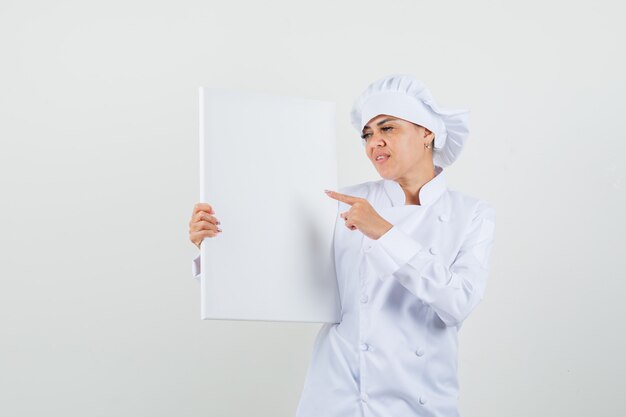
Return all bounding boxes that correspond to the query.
[188,74,496,417]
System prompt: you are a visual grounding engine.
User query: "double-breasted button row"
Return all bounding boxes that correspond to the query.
[435,215,448,286]
[415,347,425,357]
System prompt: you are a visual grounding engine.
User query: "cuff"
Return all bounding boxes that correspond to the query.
[363,225,424,280]
[377,225,423,264]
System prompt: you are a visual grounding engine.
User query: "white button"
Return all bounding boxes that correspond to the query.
[429,246,439,255]
[438,214,449,222]
[415,347,425,357]
[360,393,369,403]
[360,343,369,351]
[364,245,372,252]
[360,294,369,303]
[419,396,427,405]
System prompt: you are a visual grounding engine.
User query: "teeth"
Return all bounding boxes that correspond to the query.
[376,155,388,160]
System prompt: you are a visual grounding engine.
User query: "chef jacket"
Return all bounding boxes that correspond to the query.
[191,165,496,417]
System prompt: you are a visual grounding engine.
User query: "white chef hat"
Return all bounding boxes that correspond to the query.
[350,74,471,168]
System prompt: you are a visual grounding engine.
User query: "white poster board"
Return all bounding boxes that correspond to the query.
[198,87,341,323]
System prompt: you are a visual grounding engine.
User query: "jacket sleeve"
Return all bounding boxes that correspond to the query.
[364,200,496,327]
[192,252,201,281]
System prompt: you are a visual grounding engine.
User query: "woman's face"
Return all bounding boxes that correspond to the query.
[361,114,434,180]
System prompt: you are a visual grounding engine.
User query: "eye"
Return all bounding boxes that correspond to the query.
[361,126,394,140]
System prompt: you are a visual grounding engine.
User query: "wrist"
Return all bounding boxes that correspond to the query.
[375,221,393,240]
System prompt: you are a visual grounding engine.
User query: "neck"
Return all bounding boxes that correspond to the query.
[395,162,436,205]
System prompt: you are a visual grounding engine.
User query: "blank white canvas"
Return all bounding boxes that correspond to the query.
[198,87,341,323]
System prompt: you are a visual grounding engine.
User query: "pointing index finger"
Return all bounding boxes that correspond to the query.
[324,190,360,205]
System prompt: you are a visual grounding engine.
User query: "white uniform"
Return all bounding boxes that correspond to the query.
[192,165,496,417]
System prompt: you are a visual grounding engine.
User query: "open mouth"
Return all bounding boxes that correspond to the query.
[374,154,390,164]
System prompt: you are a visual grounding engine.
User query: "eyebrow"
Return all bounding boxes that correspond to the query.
[362,118,397,132]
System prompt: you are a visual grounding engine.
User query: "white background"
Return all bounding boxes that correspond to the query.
[1,1,624,416]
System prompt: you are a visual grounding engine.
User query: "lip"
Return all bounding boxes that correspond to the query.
[373,150,390,160]
[374,154,390,164]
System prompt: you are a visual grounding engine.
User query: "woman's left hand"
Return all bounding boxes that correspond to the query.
[325,190,393,240]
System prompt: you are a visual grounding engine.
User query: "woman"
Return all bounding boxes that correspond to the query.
[188,74,496,417]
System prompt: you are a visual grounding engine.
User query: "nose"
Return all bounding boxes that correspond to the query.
[368,131,386,147]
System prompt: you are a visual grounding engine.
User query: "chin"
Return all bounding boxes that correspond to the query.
[377,171,395,180]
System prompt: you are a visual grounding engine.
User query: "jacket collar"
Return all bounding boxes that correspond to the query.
[382,165,447,207]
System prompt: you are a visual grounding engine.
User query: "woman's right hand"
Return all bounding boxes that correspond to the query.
[189,203,222,249]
